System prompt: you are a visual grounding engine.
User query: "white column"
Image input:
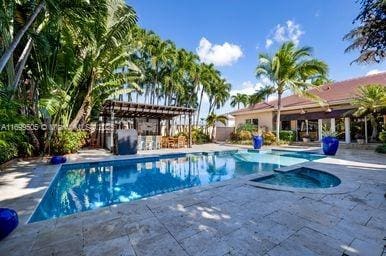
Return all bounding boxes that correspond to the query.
[318,119,323,141]
[305,120,309,134]
[344,117,351,143]
[330,118,336,133]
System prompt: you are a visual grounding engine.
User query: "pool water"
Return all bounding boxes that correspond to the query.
[29,150,324,222]
[252,167,341,189]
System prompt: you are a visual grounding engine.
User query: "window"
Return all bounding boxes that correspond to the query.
[245,119,259,126]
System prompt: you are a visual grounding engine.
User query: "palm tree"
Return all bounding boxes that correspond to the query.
[206,113,228,140]
[69,1,138,128]
[249,85,275,105]
[351,84,386,141]
[230,93,249,109]
[255,42,328,142]
[196,63,219,125]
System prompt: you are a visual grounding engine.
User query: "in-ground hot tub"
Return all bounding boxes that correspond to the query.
[251,167,341,189]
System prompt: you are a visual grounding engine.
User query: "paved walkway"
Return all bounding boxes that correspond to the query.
[0,144,385,256]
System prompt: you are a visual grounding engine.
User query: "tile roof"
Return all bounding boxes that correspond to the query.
[231,72,386,115]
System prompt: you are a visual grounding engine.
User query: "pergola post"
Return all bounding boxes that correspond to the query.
[364,116,368,144]
[110,110,115,152]
[188,113,192,148]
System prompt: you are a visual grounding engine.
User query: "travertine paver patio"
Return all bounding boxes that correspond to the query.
[0,144,385,256]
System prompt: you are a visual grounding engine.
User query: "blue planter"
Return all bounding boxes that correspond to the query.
[322,136,339,156]
[50,155,67,165]
[252,135,264,149]
[0,208,18,240]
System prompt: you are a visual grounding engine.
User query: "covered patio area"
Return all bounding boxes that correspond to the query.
[94,100,196,151]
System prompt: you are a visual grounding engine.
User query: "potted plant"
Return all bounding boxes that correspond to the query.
[302,134,310,143]
[252,129,264,149]
[355,133,365,144]
[322,129,339,156]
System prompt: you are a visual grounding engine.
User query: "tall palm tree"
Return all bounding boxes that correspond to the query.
[206,113,228,140]
[196,63,219,125]
[351,84,386,141]
[208,79,230,115]
[249,85,275,105]
[230,93,249,109]
[69,1,138,128]
[255,42,328,142]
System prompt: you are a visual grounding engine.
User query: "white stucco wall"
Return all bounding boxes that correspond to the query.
[234,111,273,130]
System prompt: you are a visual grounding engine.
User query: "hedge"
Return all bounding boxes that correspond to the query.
[279,130,296,142]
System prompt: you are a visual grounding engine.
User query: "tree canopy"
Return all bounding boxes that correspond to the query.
[344,0,386,63]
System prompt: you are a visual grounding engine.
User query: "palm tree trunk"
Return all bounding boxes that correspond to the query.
[10,38,33,92]
[276,92,282,143]
[196,86,204,126]
[370,114,378,142]
[69,75,94,129]
[237,102,240,110]
[0,1,45,73]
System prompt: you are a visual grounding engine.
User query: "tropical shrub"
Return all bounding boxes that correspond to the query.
[0,141,18,164]
[262,131,276,145]
[238,130,253,141]
[0,131,34,164]
[279,130,296,142]
[236,123,258,133]
[379,131,386,143]
[50,130,88,155]
[375,144,386,154]
[192,128,210,144]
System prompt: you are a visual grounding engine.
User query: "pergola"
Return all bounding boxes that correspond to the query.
[98,100,196,149]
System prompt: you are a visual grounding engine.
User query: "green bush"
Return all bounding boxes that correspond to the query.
[192,128,210,144]
[279,130,296,142]
[236,123,258,133]
[0,131,33,164]
[375,144,386,154]
[50,130,88,155]
[0,141,18,164]
[379,131,386,143]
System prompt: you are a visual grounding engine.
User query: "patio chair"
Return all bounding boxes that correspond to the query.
[168,137,177,148]
[161,136,169,148]
[178,136,186,148]
[137,135,144,150]
[155,136,162,149]
[145,136,153,150]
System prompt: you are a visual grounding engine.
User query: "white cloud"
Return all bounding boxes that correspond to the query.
[366,69,385,76]
[265,39,273,48]
[230,81,261,96]
[265,20,304,48]
[196,37,243,66]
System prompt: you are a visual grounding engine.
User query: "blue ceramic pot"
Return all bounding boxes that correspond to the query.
[252,135,264,149]
[0,208,18,240]
[50,155,67,165]
[322,136,339,156]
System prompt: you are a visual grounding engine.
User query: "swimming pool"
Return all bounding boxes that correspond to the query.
[29,150,324,222]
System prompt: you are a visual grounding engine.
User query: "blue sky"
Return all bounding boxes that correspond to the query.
[128,0,386,115]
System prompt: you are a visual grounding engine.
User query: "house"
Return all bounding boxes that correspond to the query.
[231,72,386,143]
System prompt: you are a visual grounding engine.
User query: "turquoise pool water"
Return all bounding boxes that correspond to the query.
[29,150,325,222]
[251,167,341,188]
